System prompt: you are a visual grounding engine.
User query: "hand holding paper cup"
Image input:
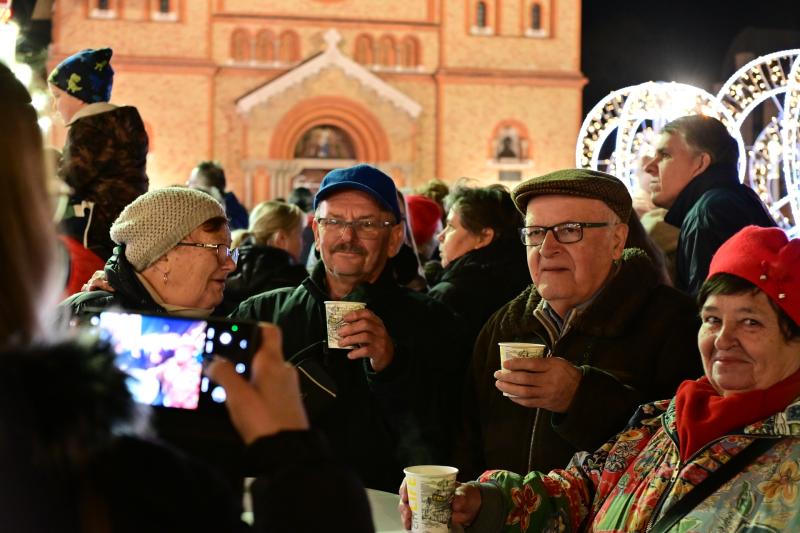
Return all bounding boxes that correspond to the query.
[324,301,367,349]
[498,342,547,397]
[403,465,458,533]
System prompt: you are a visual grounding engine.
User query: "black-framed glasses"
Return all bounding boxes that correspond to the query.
[176,242,239,264]
[519,222,610,247]
[316,217,395,240]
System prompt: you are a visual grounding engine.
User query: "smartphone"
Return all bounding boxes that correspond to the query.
[89,310,261,410]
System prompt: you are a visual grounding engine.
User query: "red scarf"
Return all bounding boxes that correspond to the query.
[675,369,800,462]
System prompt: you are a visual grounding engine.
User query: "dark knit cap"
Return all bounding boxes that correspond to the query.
[48,48,114,104]
[512,168,632,222]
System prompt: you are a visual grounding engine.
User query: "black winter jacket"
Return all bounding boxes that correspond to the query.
[664,162,776,295]
[232,262,470,491]
[222,241,308,313]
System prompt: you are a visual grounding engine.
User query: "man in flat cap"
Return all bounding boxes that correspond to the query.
[453,168,702,480]
[233,164,468,492]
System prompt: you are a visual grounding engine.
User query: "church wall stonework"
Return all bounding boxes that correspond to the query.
[50,0,584,206]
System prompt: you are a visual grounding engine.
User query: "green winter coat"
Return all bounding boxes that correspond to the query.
[232,262,470,491]
[454,248,703,481]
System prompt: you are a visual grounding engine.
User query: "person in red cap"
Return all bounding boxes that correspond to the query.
[405,194,443,261]
[402,224,800,532]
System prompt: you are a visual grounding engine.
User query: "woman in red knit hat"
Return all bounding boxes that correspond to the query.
[401,225,800,533]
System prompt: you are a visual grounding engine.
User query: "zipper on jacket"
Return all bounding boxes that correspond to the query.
[526,408,542,472]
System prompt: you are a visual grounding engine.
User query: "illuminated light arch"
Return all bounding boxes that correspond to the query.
[576,82,745,189]
[780,55,800,235]
[613,82,744,188]
[716,49,800,129]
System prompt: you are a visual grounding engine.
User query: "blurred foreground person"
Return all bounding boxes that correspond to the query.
[404,225,800,532]
[0,63,371,532]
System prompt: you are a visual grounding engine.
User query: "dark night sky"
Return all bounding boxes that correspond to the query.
[580,0,800,116]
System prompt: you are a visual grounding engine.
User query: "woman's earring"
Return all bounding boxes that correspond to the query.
[163,271,169,285]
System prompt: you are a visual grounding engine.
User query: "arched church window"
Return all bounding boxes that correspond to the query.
[255,30,275,62]
[531,3,542,30]
[294,125,356,160]
[476,1,487,28]
[231,29,251,62]
[354,34,374,65]
[278,31,301,63]
[493,125,529,161]
[377,35,396,67]
[400,36,419,68]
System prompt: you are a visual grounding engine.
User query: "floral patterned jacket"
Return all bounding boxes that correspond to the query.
[471,396,800,533]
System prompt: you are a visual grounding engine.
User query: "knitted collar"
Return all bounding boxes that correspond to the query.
[664,162,739,228]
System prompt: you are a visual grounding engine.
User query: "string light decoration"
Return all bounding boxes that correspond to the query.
[576,81,744,190]
[577,50,800,235]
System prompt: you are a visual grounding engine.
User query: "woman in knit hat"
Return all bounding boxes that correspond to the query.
[63,187,237,317]
[402,225,800,533]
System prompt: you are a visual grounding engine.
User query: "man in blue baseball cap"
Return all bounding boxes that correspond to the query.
[232,163,468,492]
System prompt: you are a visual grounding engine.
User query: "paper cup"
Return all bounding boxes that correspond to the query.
[498,342,547,397]
[403,465,458,533]
[324,301,367,349]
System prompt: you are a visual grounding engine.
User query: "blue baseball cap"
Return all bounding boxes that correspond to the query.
[313,164,402,221]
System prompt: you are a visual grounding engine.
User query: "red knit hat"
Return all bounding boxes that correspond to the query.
[707,225,800,325]
[406,194,443,245]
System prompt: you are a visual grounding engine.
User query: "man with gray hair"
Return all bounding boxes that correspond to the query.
[454,168,702,480]
[645,114,776,295]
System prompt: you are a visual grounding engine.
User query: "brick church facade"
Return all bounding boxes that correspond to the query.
[49,0,584,206]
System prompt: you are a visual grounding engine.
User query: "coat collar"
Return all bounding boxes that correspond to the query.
[664,162,739,228]
[496,247,660,340]
[303,260,400,307]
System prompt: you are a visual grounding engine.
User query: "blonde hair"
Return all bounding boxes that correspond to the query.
[231,200,305,249]
[0,63,62,346]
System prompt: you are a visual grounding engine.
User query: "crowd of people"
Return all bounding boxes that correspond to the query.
[2,46,799,533]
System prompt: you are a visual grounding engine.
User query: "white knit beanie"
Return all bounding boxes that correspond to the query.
[110,187,227,271]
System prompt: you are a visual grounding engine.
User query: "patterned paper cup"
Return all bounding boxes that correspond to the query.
[324,301,367,349]
[498,342,548,397]
[403,465,459,533]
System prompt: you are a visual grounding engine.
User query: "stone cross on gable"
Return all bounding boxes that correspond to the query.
[323,29,342,50]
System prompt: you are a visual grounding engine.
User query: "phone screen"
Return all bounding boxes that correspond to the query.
[94,312,207,409]
[91,311,259,410]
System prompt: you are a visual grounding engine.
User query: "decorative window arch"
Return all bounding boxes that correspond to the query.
[469,0,495,35]
[231,28,252,62]
[399,36,420,68]
[278,30,301,63]
[476,1,487,27]
[489,120,531,161]
[255,30,275,63]
[525,0,550,37]
[90,0,118,18]
[293,125,356,159]
[353,34,374,65]
[377,35,396,67]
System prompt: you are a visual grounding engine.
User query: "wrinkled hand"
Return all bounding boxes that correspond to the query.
[398,479,482,530]
[336,309,394,372]
[81,270,113,292]
[204,324,309,444]
[495,356,582,413]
